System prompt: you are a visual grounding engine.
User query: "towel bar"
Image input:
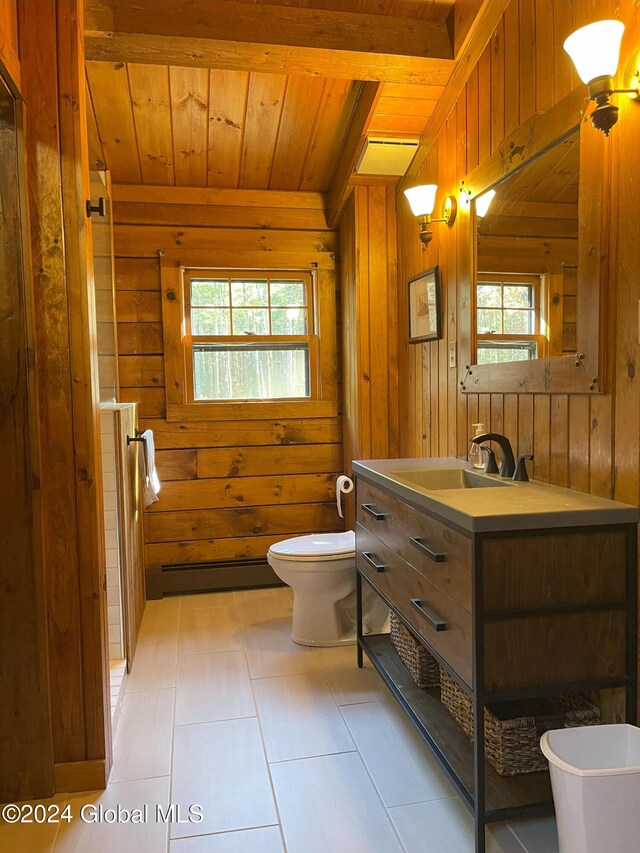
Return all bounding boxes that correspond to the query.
[126,434,146,446]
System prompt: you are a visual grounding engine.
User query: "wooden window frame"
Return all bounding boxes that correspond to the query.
[474,273,547,360]
[160,253,338,421]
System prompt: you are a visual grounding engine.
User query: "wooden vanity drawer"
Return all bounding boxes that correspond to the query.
[357,524,473,687]
[357,479,473,612]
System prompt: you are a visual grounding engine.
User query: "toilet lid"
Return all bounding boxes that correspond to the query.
[269,530,355,559]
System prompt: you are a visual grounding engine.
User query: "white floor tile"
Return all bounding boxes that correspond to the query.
[341,698,453,807]
[178,605,242,656]
[323,661,387,705]
[0,794,67,853]
[389,798,526,853]
[271,752,403,853]
[180,591,235,609]
[125,634,177,693]
[242,618,319,679]
[170,718,277,838]
[175,650,255,726]
[312,643,360,672]
[234,587,292,625]
[55,777,170,853]
[139,597,180,636]
[110,689,174,783]
[252,671,355,763]
[508,815,559,852]
[170,825,284,852]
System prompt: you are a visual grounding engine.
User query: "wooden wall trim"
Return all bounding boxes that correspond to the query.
[54,760,107,794]
[112,184,327,211]
[57,0,110,770]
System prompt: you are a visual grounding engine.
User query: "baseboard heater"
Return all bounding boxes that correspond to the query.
[145,558,282,600]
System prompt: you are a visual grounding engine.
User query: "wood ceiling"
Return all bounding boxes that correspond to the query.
[86,64,357,190]
[84,0,476,194]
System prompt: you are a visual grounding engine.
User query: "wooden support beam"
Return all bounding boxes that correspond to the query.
[400,0,511,190]
[327,82,381,228]
[84,0,454,84]
[112,184,326,210]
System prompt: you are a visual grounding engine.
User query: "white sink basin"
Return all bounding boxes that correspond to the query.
[391,468,513,491]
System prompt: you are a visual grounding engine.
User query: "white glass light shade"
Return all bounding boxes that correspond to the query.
[563,20,625,84]
[404,184,438,217]
[475,189,496,218]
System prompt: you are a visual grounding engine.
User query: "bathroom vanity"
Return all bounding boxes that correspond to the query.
[352,458,639,853]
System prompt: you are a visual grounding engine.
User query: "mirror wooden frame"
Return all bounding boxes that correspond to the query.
[458,87,610,395]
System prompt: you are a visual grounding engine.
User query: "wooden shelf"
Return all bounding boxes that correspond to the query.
[360,633,554,820]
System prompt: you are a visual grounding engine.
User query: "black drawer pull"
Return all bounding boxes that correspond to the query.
[361,503,388,521]
[362,551,386,573]
[410,598,447,631]
[410,536,446,562]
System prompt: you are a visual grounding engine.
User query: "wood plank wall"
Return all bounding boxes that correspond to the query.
[341,182,399,525]
[0,0,55,801]
[397,0,640,513]
[19,0,110,792]
[113,198,345,575]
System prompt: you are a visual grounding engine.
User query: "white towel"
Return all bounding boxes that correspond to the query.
[139,428,161,507]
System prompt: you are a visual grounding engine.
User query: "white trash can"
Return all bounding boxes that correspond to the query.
[540,724,640,853]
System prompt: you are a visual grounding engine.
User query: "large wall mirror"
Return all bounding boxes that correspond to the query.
[460,87,608,394]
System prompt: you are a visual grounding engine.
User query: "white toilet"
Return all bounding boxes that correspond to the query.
[267,530,388,646]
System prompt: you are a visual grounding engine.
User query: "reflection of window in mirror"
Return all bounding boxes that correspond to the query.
[473,125,580,366]
[475,274,546,364]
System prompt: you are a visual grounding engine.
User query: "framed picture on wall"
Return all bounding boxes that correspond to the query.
[408,266,442,343]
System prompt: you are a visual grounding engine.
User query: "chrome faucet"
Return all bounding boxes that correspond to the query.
[471,433,516,478]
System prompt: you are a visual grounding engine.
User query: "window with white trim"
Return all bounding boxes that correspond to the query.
[184,270,316,402]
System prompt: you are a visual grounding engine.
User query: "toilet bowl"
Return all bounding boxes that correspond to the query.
[267,530,388,646]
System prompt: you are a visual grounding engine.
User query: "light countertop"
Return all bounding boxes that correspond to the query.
[352,457,639,533]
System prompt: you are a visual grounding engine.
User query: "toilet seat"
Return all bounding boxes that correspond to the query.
[268,530,355,562]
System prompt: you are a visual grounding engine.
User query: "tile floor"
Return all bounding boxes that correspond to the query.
[0,587,560,852]
[109,659,127,725]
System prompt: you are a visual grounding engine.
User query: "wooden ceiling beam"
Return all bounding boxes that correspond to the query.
[84,0,454,84]
[326,82,382,228]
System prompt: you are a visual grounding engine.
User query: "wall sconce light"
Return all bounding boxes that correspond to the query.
[563,19,640,135]
[474,189,496,218]
[404,184,457,247]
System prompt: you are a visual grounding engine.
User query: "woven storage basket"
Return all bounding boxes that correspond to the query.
[390,611,440,689]
[440,670,600,776]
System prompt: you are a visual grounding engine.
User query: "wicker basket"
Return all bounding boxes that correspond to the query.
[440,670,600,776]
[390,612,440,689]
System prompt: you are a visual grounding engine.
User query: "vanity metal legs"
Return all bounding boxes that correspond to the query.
[356,570,363,668]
